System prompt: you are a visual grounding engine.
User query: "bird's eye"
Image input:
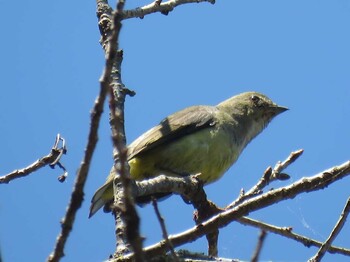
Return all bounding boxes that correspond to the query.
[250,95,260,106]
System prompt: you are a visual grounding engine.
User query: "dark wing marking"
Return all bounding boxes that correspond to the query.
[127,105,218,160]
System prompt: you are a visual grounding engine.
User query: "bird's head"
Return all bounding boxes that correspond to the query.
[217,91,288,145]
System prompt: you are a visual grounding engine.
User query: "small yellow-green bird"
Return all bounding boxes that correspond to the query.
[89,91,287,217]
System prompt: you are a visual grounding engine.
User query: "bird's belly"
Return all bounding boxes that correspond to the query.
[129,128,239,184]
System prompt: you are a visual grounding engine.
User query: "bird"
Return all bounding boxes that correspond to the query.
[89,91,287,217]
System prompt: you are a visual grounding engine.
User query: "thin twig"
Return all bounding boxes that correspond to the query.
[251,230,267,262]
[271,149,303,179]
[227,166,273,209]
[227,149,303,209]
[308,197,350,262]
[122,0,215,20]
[0,134,67,184]
[119,160,350,261]
[238,216,350,256]
[152,199,179,261]
[47,62,109,261]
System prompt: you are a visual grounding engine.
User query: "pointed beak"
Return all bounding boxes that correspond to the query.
[270,104,289,116]
[276,105,289,114]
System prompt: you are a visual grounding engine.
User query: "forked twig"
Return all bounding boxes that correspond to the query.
[0,134,67,184]
[227,149,303,209]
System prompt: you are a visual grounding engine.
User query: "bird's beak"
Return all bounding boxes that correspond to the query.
[270,105,289,116]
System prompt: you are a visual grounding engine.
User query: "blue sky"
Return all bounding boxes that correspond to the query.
[1,0,350,261]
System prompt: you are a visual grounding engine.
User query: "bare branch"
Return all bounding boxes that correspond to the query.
[118,160,350,261]
[271,149,303,180]
[96,0,143,259]
[96,0,130,255]
[122,0,215,20]
[135,174,221,257]
[227,149,303,209]
[47,62,110,261]
[308,197,350,262]
[0,134,67,184]
[134,174,201,199]
[175,249,235,261]
[227,166,272,209]
[251,230,267,262]
[134,173,221,256]
[238,217,350,257]
[152,199,179,261]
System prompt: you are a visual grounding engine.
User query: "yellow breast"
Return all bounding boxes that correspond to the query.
[129,126,239,184]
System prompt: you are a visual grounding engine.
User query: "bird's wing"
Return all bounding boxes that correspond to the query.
[127,105,218,160]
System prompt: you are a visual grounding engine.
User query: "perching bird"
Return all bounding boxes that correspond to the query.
[89,91,287,217]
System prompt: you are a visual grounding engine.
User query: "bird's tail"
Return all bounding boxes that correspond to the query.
[89,180,174,218]
[89,182,113,218]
